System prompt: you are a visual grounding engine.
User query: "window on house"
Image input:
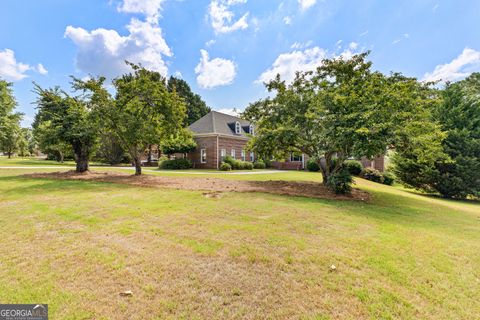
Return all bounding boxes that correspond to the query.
[249,124,254,135]
[250,152,254,162]
[220,149,226,160]
[290,152,302,162]
[201,149,207,163]
[231,149,236,159]
[235,121,241,134]
[241,150,246,161]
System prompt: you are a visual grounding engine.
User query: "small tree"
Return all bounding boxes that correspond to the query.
[17,128,32,157]
[32,120,72,162]
[108,64,187,175]
[0,113,23,158]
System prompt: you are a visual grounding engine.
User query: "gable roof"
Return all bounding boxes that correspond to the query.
[189,111,253,137]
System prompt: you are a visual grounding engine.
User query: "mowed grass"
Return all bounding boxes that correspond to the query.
[0,165,479,319]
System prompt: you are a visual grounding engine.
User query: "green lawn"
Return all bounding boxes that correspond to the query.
[0,156,76,166]
[0,162,479,319]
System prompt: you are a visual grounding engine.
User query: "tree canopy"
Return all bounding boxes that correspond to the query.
[97,64,188,175]
[167,76,210,125]
[393,72,480,198]
[0,79,24,158]
[244,53,439,193]
[34,83,100,172]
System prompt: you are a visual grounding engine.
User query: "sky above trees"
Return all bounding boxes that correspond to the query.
[1,0,479,126]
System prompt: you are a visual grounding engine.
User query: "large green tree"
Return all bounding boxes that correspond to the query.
[0,80,23,158]
[34,84,100,172]
[393,73,480,198]
[167,76,210,125]
[244,53,439,192]
[99,64,187,175]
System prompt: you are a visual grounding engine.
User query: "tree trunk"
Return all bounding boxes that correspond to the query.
[319,152,334,185]
[146,144,153,165]
[7,152,11,159]
[74,145,89,173]
[134,157,142,175]
[58,151,64,163]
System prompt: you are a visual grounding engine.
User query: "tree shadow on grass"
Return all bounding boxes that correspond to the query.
[0,175,132,197]
[402,189,480,204]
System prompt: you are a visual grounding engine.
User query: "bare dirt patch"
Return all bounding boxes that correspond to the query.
[24,170,370,201]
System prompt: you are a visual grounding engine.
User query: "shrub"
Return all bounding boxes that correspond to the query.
[306,159,320,172]
[219,162,232,171]
[362,168,384,183]
[382,171,395,185]
[326,168,353,194]
[223,156,253,170]
[159,158,192,170]
[344,160,363,176]
[253,160,266,169]
[243,161,254,170]
[263,159,272,168]
[223,156,236,167]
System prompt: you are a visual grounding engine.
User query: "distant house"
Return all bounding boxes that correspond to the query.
[186,110,385,171]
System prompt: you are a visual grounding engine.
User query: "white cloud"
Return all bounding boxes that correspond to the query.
[392,33,410,45]
[423,48,480,83]
[36,63,48,75]
[298,0,316,11]
[208,0,249,34]
[283,16,292,25]
[118,0,164,23]
[216,107,239,116]
[359,30,369,37]
[195,49,236,89]
[0,49,31,81]
[65,17,172,78]
[173,70,182,78]
[290,40,312,50]
[349,42,358,50]
[257,45,360,84]
[205,39,216,47]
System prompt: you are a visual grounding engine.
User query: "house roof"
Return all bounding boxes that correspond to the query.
[189,111,253,137]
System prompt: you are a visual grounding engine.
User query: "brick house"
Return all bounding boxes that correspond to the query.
[187,111,385,171]
[187,111,255,169]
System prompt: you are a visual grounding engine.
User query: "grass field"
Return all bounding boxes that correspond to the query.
[0,157,479,319]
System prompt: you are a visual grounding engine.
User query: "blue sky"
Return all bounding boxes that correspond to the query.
[1,0,479,127]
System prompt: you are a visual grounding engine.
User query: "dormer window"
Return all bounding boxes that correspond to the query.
[249,124,254,135]
[235,121,241,134]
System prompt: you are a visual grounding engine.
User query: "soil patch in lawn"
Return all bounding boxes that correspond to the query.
[25,170,370,201]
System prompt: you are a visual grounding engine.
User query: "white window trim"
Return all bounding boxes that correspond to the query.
[220,149,226,157]
[241,150,246,161]
[200,149,207,163]
[290,152,302,162]
[250,152,254,162]
[249,124,254,136]
[235,121,241,134]
[231,149,236,158]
